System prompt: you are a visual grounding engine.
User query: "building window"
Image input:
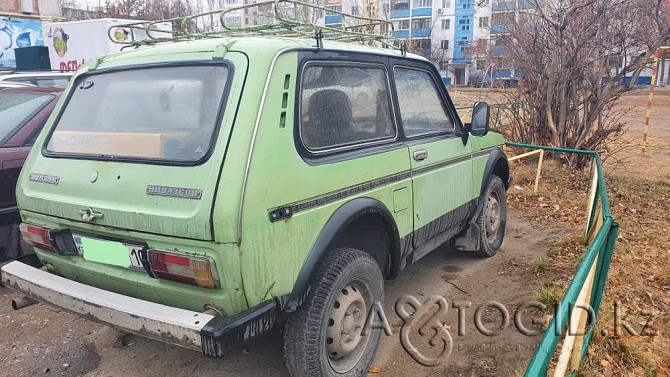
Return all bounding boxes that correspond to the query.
[441,40,449,49]
[412,17,431,29]
[394,0,410,10]
[442,0,451,7]
[495,0,515,10]
[225,0,236,3]
[398,19,410,29]
[413,0,433,7]
[441,19,451,29]
[351,5,360,15]
[439,61,449,71]
[224,16,241,26]
[479,16,489,27]
[325,4,342,15]
[608,55,623,68]
[459,18,470,30]
[414,38,431,49]
[491,12,514,26]
[476,59,486,70]
[457,39,467,46]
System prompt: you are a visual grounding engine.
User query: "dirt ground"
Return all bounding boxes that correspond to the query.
[0,210,566,377]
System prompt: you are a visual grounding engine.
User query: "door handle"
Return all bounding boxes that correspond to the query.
[413,150,428,161]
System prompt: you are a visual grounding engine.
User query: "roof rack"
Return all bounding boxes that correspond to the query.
[108,0,399,50]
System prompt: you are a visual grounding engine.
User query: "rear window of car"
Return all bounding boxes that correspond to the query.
[0,91,54,146]
[45,64,230,163]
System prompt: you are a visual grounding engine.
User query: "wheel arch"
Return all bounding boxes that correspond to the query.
[279,197,401,312]
[475,148,510,215]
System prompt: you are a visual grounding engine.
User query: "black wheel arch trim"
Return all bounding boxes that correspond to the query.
[278,197,401,312]
[476,148,510,216]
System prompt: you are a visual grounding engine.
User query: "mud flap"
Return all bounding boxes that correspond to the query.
[452,221,481,252]
[0,224,40,267]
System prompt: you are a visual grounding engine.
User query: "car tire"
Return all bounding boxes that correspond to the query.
[284,247,384,377]
[475,175,507,257]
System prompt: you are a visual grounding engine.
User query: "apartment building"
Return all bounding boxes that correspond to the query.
[385,0,495,85]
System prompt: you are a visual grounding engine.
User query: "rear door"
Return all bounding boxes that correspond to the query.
[391,63,473,248]
[17,55,246,241]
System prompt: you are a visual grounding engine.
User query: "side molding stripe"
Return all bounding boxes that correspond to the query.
[270,148,496,219]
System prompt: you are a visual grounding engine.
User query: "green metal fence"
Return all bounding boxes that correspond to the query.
[505,142,619,376]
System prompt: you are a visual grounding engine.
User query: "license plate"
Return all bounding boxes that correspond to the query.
[74,234,144,270]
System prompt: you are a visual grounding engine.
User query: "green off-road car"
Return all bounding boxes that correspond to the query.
[0,7,510,376]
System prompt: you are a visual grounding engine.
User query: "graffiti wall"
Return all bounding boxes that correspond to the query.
[0,17,45,68]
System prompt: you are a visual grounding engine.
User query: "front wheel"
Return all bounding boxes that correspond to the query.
[284,248,384,377]
[475,175,507,257]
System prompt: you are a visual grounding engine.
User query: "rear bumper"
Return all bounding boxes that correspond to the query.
[0,261,276,356]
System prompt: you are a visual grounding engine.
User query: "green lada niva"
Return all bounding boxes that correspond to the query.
[1,7,510,376]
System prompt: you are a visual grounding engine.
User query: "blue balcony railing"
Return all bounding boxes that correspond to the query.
[411,7,432,16]
[391,9,410,18]
[325,15,342,24]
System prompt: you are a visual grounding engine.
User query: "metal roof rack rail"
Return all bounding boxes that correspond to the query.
[108,0,398,49]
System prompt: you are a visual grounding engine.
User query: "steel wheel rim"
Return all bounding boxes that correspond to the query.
[485,190,501,243]
[326,280,372,373]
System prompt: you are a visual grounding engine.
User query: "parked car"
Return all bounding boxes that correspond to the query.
[1,26,510,377]
[0,86,63,265]
[0,71,72,87]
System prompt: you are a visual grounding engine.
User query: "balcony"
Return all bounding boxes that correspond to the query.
[490,24,509,33]
[391,9,410,18]
[325,15,342,24]
[411,28,431,37]
[411,8,432,16]
[394,30,410,38]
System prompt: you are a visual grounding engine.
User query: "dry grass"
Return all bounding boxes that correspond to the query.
[507,155,670,375]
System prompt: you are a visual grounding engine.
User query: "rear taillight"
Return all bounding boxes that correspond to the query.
[19,223,57,253]
[147,249,219,289]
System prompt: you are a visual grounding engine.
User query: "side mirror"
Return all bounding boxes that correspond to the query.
[468,101,490,137]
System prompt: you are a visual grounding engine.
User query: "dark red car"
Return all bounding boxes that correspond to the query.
[0,86,63,264]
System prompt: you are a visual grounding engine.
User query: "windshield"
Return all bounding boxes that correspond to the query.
[45,64,230,163]
[0,92,53,146]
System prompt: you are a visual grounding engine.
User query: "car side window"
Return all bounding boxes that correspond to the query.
[25,121,46,146]
[300,64,396,152]
[393,67,454,137]
[36,78,70,87]
[5,77,33,84]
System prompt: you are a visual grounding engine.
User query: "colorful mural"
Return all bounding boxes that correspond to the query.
[0,17,45,68]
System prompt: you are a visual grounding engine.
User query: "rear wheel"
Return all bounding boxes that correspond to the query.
[284,248,384,377]
[475,175,507,257]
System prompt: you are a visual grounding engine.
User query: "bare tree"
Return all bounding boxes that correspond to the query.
[102,0,211,32]
[492,0,670,166]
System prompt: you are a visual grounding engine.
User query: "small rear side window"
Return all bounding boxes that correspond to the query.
[45,64,229,163]
[300,64,396,152]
